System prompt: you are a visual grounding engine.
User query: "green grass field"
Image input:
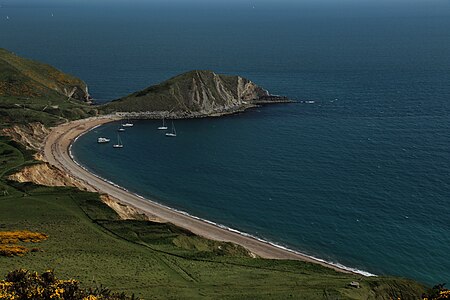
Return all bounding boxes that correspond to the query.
[0,137,425,299]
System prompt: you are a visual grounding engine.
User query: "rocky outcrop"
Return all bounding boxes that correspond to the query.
[185,72,268,113]
[1,123,50,152]
[100,194,163,222]
[102,70,291,117]
[7,162,87,190]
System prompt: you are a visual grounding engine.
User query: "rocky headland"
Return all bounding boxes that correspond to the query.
[101,70,292,119]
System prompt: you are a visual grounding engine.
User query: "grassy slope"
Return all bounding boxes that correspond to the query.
[0,48,87,95]
[0,49,96,128]
[0,138,425,299]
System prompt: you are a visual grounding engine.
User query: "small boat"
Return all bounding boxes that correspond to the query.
[118,126,125,132]
[158,117,168,130]
[97,137,110,143]
[122,119,134,127]
[113,134,123,148]
[165,121,177,137]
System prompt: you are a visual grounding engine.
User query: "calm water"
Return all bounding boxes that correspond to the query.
[2,0,450,284]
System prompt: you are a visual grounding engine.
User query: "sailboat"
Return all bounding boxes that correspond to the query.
[113,134,123,148]
[158,117,168,130]
[97,137,110,143]
[165,121,177,137]
[122,118,134,127]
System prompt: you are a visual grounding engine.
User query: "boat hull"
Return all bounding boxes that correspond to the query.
[97,138,110,143]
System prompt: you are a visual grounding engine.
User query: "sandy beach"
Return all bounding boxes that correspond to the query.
[43,117,358,275]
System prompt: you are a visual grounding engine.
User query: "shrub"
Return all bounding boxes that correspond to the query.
[0,245,29,257]
[0,269,137,300]
[0,231,48,257]
[0,231,48,244]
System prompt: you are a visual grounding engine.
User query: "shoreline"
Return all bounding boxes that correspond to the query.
[110,99,295,120]
[43,116,375,277]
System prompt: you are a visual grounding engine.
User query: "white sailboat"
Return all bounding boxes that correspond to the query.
[158,117,168,130]
[97,137,110,143]
[122,118,134,127]
[113,134,123,148]
[165,121,177,137]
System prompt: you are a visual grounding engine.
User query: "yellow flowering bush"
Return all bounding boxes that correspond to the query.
[0,270,137,300]
[0,231,48,244]
[0,245,29,257]
[0,231,48,257]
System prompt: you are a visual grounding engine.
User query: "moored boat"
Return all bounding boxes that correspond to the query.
[97,137,110,143]
[113,134,123,148]
[122,118,134,127]
[165,121,176,137]
[158,117,168,130]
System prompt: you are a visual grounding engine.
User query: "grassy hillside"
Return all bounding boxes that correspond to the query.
[101,70,270,116]
[0,137,426,299]
[0,49,96,128]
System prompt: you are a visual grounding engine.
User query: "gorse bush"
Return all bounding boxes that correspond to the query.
[0,245,29,257]
[0,269,137,300]
[0,231,48,257]
[0,231,48,244]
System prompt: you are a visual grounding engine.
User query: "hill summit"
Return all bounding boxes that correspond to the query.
[0,48,90,102]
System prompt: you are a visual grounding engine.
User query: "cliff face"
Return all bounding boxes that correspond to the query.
[0,48,90,102]
[102,70,288,117]
[100,194,163,222]
[1,123,50,152]
[7,163,87,190]
[183,71,269,113]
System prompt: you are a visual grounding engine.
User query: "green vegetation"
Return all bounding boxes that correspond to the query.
[0,137,426,299]
[0,48,96,128]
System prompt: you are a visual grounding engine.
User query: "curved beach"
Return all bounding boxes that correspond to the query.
[43,117,366,275]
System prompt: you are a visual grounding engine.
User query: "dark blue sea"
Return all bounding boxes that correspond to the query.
[1,0,450,285]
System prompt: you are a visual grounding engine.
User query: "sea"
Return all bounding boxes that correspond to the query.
[1,0,449,285]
